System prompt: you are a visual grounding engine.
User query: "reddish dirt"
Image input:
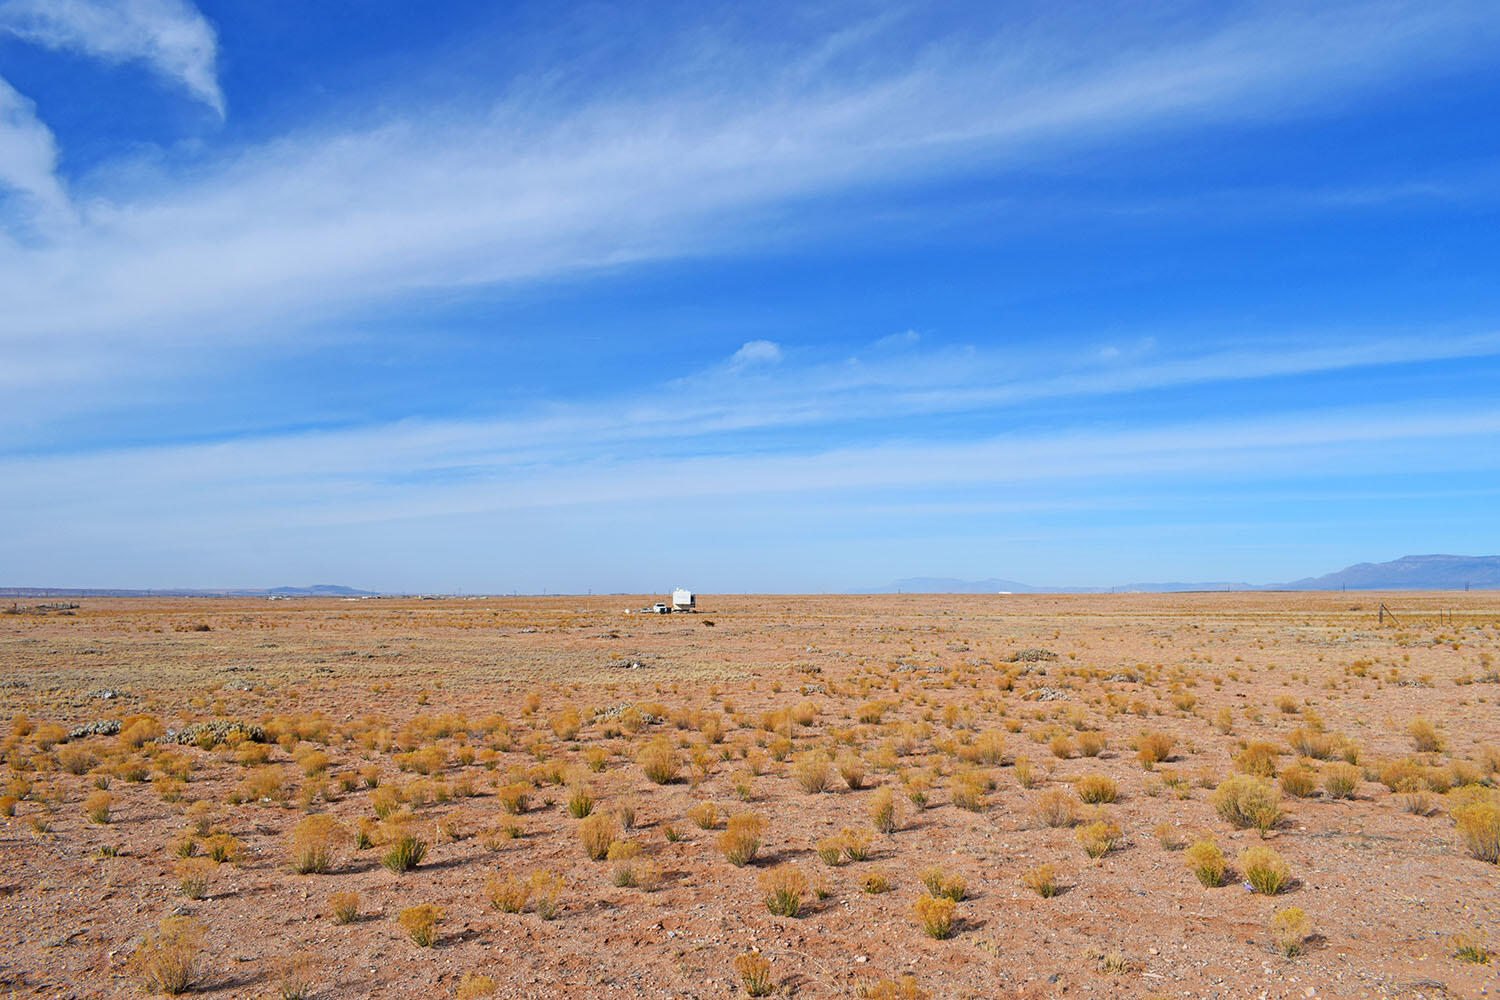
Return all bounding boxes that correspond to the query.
[1,592,1497,999]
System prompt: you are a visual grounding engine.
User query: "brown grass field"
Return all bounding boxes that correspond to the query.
[1,592,1498,999]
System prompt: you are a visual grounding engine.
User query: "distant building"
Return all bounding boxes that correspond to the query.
[671,589,695,611]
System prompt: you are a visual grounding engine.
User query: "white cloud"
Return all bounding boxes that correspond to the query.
[2,0,1498,408]
[874,330,921,350]
[728,340,783,368]
[0,76,69,220]
[0,0,224,114]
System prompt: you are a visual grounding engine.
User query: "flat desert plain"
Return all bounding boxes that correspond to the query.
[1,592,1497,999]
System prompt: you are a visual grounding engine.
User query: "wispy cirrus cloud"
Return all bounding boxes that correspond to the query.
[2,0,1499,409]
[0,0,223,113]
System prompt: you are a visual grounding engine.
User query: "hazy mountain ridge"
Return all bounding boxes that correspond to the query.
[0,585,377,598]
[876,554,1500,594]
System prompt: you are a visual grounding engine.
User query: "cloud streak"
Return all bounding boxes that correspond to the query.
[3,0,1498,403]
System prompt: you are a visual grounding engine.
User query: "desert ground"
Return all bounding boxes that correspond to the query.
[0,592,1497,1000]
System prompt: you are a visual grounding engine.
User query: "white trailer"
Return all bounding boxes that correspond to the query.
[671,589,695,611]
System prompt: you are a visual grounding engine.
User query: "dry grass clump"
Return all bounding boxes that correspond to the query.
[1021,863,1057,898]
[84,789,113,824]
[398,904,443,946]
[869,786,897,833]
[1075,775,1118,804]
[638,739,680,784]
[1076,819,1122,858]
[759,864,809,916]
[1212,775,1283,833]
[1136,730,1175,768]
[1452,934,1491,965]
[130,916,205,995]
[485,872,531,912]
[1184,839,1226,887]
[718,813,765,866]
[566,783,595,818]
[912,894,957,939]
[792,752,833,793]
[688,801,720,830]
[1239,846,1290,894]
[919,866,966,901]
[272,952,317,1000]
[607,840,642,886]
[1278,764,1317,798]
[861,870,893,894]
[857,976,929,1000]
[1031,788,1078,828]
[1269,907,1310,956]
[176,858,214,899]
[578,812,620,861]
[379,818,429,873]
[329,891,359,924]
[1453,797,1500,863]
[733,951,774,997]
[837,753,866,790]
[1322,762,1360,799]
[1407,717,1442,752]
[496,782,531,815]
[1235,741,1280,778]
[455,973,499,999]
[950,771,987,812]
[288,814,348,874]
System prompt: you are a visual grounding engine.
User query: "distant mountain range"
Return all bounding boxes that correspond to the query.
[875,554,1500,594]
[0,584,377,598]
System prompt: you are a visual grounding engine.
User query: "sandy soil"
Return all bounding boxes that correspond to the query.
[0,592,1497,999]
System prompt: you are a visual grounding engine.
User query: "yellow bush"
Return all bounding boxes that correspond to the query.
[1184,840,1225,887]
[718,813,765,866]
[398,904,443,947]
[1212,775,1283,833]
[1239,845,1290,894]
[130,916,204,995]
[912,895,957,939]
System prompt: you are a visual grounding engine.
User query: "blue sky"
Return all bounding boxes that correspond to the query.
[2,0,1499,593]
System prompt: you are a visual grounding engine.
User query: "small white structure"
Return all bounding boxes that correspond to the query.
[672,588,695,611]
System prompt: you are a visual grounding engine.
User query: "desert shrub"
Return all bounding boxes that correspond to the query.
[485,872,531,912]
[1279,765,1317,798]
[1136,730,1175,767]
[1235,741,1280,778]
[131,916,204,994]
[1013,757,1039,789]
[57,745,96,775]
[840,826,874,862]
[1453,798,1500,863]
[857,977,929,1000]
[718,813,765,866]
[688,801,720,830]
[455,973,499,999]
[550,707,582,741]
[759,864,808,916]
[1270,907,1310,956]
[1213,775,1283,833]
[379,820,428,873]
[918,866,966,902]
[1076,820,1122,858]
[971,729,1006,765]
[861,870,892,894]
[288,814,348,874]
[869,786,897,833]
[578,812,620,861]
[176,859,214,899]
[496,782,531,815]
[1075,775,1118,804]
[912,895,957,939]
[566,783,595,818]
[399,904,443,947]
[1408,717,1442,752]
[1077,731,1106,757]
[608,841,641,886]
[837,753,867,790]
[1031,788,1078,828]
[1322,763,1360,799]
[792,752,833,793]
[1452,934,1491,965]
[1274,695,1299,714]
[1049,734,1074,759]
[531,870,564,920]
[205,832,242,864]
[1021,863,1057,898]
[733,952,774,997]
[1240,846,1290,894]
[857,702,885,725]
[1286,727,1333,760]
[816,837,844,866]
[638,739,680,784]
[329,891,359,924]
[84,789,113,824]
[1184,840,1226,887]
[1379,758,1424,792]
[950,772,986,812]
[1154,822,1184,850]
